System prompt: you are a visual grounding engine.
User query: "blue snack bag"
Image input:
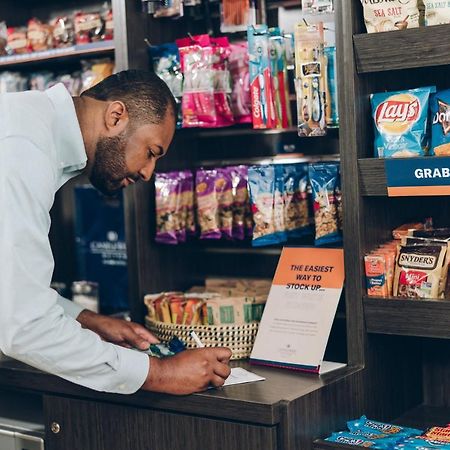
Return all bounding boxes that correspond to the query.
[430,89,450,156]
[248,165,287,246]
[326,432,397,449]
[308,162,342,246]
[370,87,435,158]
[395,436,450,449]
[348,416,422,438]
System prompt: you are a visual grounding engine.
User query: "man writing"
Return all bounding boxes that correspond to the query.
[0,70,232,395]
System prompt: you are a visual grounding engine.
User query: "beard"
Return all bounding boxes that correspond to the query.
[89,133,128,196]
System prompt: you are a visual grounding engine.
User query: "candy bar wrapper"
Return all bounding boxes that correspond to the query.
[155,172,183,245]
[195,169,221,239]
[308,162,341,246]
[248,165,286,247]
[179,171,195,241]
[229,165,249,240]
[269,27,292,129]
[283,163,311,238]
[216,168,234,239]
[295,22,327,137]
[247,25,277,129]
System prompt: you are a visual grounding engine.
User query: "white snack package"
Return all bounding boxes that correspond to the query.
[360,0,421,33]
[423,0,450,26]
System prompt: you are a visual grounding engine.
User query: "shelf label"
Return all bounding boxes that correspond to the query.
[250,247,345,374]
[385,157,450,196]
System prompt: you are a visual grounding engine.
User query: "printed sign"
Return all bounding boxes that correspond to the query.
[250,247,345,374]
[385,157,450,196]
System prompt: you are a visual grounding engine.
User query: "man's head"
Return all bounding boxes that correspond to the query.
[79,69,176,196]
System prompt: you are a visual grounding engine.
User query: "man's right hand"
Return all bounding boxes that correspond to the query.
[141,347,232,395]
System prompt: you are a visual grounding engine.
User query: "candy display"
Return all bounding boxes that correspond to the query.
[370,87,435,158]
[295,22,327,136]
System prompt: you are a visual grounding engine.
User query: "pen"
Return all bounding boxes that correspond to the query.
[190,331,205,348]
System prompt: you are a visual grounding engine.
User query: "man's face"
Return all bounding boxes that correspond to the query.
[89,110,175,196]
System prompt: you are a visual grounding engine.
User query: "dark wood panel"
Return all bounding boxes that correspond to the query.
[354,25,450,74]
[44,395,278,450]
[358,158,387,196]
[394,404,450,429]
[364,297,450,339]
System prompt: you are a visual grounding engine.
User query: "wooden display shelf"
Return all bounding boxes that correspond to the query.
[358,158,386,196]
[353,25,450,74]
[364,297,450,339]
[0,41,115,68]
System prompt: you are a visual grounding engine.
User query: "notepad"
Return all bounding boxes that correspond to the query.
[223,368,265,387]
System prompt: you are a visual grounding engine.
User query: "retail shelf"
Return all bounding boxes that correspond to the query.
[0,41,115,68]
[364,297,450,339]
[313,440,360,450]
[358,158,387,196]
[393,404,450,430]
[353,25,450,73]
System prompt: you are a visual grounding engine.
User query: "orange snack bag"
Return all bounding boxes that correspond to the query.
[364,254,388,297]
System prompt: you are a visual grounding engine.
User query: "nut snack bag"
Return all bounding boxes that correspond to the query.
[361,0,421,33]
[424,1,450,26]
[430,89,450,156]
[370,87,435,158]
[195,169,221,240]
[308,162,341,246]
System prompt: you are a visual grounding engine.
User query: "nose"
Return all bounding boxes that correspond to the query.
[139,160,155,182]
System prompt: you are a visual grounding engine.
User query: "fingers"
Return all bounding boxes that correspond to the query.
[132,323,160,344]
[213,361,232,380]
[122,326,152,350]
[209,374,228,388]
[214,347,233,363]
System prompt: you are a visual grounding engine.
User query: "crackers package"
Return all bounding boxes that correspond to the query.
[371,87,435,158]
[361,0,421,33]
[424,1,450,26]
[393,244,446,299]
[430,89,450,156]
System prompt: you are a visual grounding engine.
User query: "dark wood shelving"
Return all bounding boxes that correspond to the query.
[358,158,386,196]
[393,404,450,430]
[0,41,115,68]
[353,24,450,74]
[364,297,450,339]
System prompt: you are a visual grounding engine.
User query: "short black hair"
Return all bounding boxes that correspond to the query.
[81,69,176,126]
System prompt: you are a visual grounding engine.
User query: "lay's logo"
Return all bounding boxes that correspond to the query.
[375,94,421,135]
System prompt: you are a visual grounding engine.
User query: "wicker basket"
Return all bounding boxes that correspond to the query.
[145,316,259,360]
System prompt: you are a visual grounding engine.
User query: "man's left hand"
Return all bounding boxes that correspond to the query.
[77,310,159,350]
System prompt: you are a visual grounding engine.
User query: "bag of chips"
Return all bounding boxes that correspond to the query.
[393,244,446,299]
[370,87,435,158]
[430,89,450,156]
[196,169,221,240]
[361,0,421,33]
[424,1,450,26]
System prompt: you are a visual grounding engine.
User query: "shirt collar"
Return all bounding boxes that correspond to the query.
[45,83,87,174]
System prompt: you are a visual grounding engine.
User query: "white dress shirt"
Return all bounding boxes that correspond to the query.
[0,84,149,394]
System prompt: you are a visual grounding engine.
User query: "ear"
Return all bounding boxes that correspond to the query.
[104,101,129,135]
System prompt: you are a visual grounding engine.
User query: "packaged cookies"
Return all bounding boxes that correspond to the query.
[393,244,446,299]
[430,89,450,156]
[424,1,450,26]
[361,0,421,33]
[370,87,435,158]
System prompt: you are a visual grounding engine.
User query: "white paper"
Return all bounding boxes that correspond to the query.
[223,368,265,387]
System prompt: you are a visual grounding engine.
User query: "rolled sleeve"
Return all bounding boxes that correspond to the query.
[56,295,85,319]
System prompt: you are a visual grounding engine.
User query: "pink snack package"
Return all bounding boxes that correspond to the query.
[177,35,217,128]
[229,42,252,124]
[195,169,221,239]
[211,37,235,127]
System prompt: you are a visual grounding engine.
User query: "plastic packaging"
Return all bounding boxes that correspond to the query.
[7,27,30,54]
[50,16,75,48]
[216,168,234,239]
[196,169,221,239]
[324,46,339,128]
[221,0,254,33]
[27,18,53,52]
[74,11,104,44]
[430,89,450,156]
[230,165,250,240]
[0,21,7,55]
[347,416,422,438]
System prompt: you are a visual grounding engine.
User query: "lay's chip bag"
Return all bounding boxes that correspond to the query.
[370,87,435,158]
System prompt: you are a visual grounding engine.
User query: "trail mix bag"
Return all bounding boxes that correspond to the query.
[361,0,421,33]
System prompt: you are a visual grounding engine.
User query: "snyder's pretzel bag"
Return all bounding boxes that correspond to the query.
[424,1,450,26]
[371,87,435,158]
[360,0,421,33]
[430,89,450,156]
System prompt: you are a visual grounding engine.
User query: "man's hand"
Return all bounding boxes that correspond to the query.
[142,347,232,395]
[77,310,159,350]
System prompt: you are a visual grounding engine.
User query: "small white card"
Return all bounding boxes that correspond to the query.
[223,368,265,387]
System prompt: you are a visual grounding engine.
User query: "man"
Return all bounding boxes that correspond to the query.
[0,69,232,395]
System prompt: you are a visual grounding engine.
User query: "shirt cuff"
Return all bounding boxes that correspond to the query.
[112,346,150,394]
[56,295,85,319]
